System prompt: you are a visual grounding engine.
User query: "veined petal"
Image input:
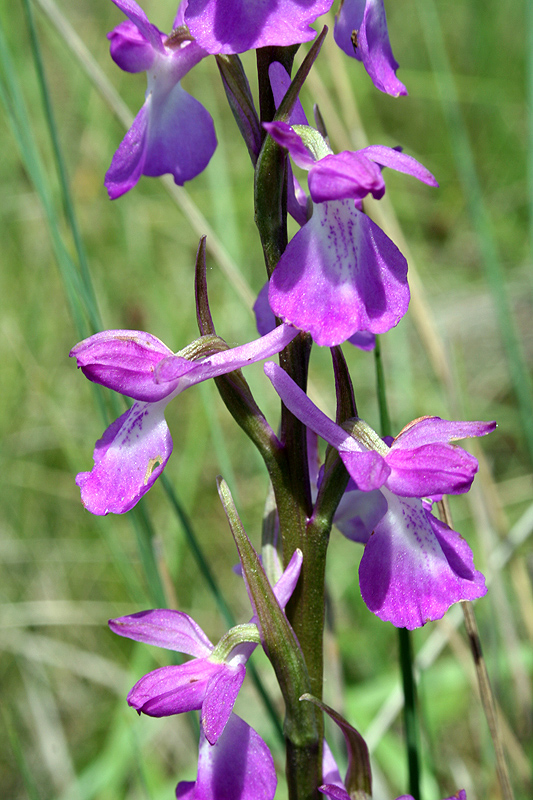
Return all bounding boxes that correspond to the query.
[108,19,158,72]
[127,659,221,716]
[202,663,246,744]
[111,0,166,54]
[75,400,172,515]
[359,491,486,629]
[184,0,331,54]
[385,443,480,497]
[143,81,217,185]
[105,101,149,199]
[109,609,214,658]
[393,416,497,449]
[70,330,174,401]
[176,713,277,800]
[268,200,409,346]
[359,145,438,186]
[308,151,385,203]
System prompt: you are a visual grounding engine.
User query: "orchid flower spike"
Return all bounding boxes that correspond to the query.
[334,0,408,97]
[105,0,216,198]
[265,361,496,629]
[109,549,302,744]
[70,325,297,515]
[263,121,438,346]
[176,712,277,800]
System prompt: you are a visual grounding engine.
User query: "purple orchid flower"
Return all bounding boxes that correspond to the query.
[105,0,217,198]
[263,121,438,347]
[110,549,302,744]
[334,0,407,97]
[70,324,298,515]
[183,0,332,55]
[176,712,277,800]
[321,751,466,800]
[265,361,495,629]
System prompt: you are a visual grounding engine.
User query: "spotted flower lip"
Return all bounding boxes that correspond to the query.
[334,0,407,97]
[176,712,278,800]
[265,361,494,628]
[70,324,298,515]
[105,0,217,199]
[263,122,438,347]
[109,549,302,744]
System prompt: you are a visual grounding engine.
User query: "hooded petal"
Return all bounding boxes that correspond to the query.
[359,491,486,629]
[184,0,331,55]
[109,609,214,658]
[108,19,159,72]
[75,399,172,515]
[202,663,246,744]
[127,659,221,716]
[308,151,386,203]
[111,0,166,54]
[385,442,480,497]
[334,0,407,97]
[176,713,277,800]
[268,199,409,346]
[70,330,175,401]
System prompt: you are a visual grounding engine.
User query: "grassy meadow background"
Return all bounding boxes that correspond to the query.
[1,0,532,798]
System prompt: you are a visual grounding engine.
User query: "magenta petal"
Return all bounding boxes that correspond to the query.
[105,102,149,199]
[308,151,385,203]
[334,487,388,543]
[319,787,351,800]
[111,0,166,54]
[109,609,214,658]
[359,0,407,97]
[347,330,376,351]
[269,200,409,346]
[359,492,486,629]
[393,416,497,449]
[253,283,276,337]
[268,62,308,126]
[185,0,331,54]
[360,145,438,186]
[263,121,317,170]
[75,400,172,515]
[108,20,157,72]
[176,713,277,800]
[385,443,479,497]
[340,450,390,491]
[271,548,303,608]
[70,330,174,401]
[128,660,221,716]
[143,82,217,185]
[202,664,246,744]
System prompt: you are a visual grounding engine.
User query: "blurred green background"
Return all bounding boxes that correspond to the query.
[1,0,532,798]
